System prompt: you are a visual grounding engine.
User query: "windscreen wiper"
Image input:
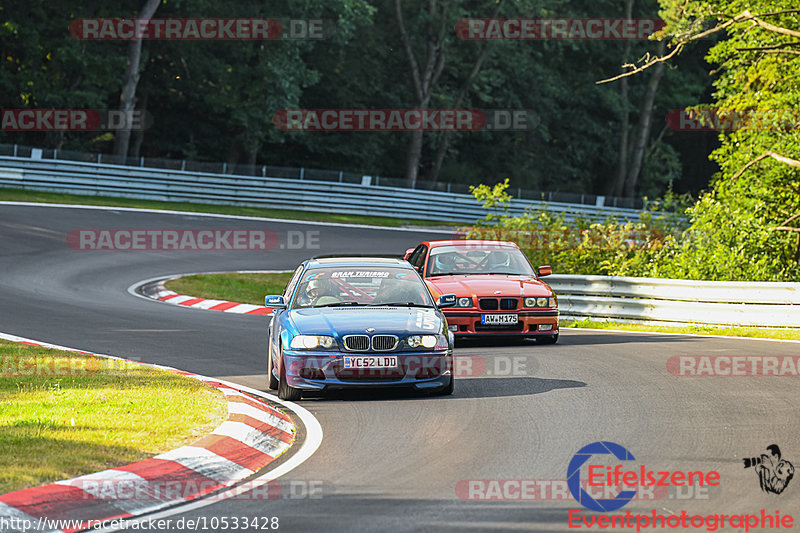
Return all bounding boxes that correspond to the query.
[314,301,368,307]
[378,302,434,308]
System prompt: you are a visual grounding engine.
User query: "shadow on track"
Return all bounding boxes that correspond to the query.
[454,376,586,399]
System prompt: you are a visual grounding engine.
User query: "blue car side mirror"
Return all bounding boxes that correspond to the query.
[437,294,457,308]
[264,295,286,309]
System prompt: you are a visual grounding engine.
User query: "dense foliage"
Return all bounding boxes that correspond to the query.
[465,1,800,282]
[0,0,713,196]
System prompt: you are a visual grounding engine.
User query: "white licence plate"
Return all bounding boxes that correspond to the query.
[343,356,398,369]
[481,314,518,325]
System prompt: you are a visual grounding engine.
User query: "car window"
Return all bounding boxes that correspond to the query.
[408,245,427,269]
[282,265,305,300]
[291,266,433,308]
[427,245,535,276]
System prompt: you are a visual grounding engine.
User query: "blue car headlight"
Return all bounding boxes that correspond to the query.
[407,335,438,349]
[407,334,448,350]
[290,335,336,350]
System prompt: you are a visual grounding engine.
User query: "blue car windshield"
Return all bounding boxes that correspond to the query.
[292,267,433,308]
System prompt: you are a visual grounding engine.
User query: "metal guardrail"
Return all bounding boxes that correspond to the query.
[0,157,646,224]
[0,142,647,209]
[547,274,800,328]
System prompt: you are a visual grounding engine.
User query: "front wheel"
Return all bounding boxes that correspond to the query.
[537,332,559,345]
[431,376,454,396]
[267,347,278,390]
[277,356,302,401]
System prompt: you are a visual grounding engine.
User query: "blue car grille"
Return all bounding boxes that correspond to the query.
[372,335,398,351]
[343,335,370,351]
[343,334,399,351]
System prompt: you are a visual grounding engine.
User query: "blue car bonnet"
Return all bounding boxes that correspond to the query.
[288,307,443,338]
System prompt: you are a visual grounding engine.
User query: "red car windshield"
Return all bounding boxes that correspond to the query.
[427,245,534,276]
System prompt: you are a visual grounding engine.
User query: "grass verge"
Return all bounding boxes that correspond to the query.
[562,318,800,341]
[165,272,293,305]
[0,187,455,228]
[0,340,228,493]
[168,273,800,341]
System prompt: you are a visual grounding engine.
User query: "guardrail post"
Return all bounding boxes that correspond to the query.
[447,183,451,192]
[13,144,17,157]
[300,167,304,180]
[338,171,343,183]
[53,149,58,160]
[141,157,145,167]
[97,154,101,163]
[262,165,266,177]
[180,159,185,171]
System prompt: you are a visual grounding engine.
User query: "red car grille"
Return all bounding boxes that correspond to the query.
[479,298,518,310]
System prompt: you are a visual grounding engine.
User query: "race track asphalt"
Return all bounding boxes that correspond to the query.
[1,203,797,533]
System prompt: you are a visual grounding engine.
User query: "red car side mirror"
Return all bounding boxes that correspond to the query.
[538,265,552,277]
[404,248,414,261]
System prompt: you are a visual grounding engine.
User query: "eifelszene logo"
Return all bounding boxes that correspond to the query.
[567,441,721,512]
[743,444,794,495]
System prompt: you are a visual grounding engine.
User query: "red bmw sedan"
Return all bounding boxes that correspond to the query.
[404,240,559,343]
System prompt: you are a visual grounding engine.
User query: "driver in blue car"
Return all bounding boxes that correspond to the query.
[298,278,339,307]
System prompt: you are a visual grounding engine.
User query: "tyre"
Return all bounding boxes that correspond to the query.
[277,355,302,401]
[431,376,454,396]
[538,332,559,345]
[267,347,278,390]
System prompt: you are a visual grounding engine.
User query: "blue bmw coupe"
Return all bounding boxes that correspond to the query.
[264,257,457,400]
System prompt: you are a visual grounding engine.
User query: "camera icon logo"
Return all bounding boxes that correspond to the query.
[743,444,794,495]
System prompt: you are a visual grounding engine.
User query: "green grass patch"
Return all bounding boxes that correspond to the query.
[165,272,293,305]
[0,187,454,228]
[0,340,228,493]
[563,318,800,341]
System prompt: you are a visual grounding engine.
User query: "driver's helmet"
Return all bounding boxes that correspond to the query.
[433,252,455,273]
[305,278,327,299]
[488,250,511,268]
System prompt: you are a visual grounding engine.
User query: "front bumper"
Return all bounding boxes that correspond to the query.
[282,350,453,391]
[444,310,559,336]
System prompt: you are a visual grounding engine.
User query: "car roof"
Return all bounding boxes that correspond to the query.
[426,239,519,248]
[307,257,413,268]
